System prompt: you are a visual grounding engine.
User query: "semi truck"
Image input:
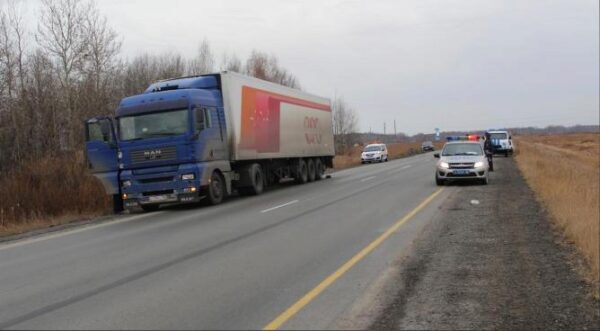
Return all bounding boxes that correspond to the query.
[85,71,335,212]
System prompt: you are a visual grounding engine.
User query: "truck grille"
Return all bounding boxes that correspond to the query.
[143,190,174,196]
[449,163,475,169]
[138,176,175,184]
[131,146,177,164]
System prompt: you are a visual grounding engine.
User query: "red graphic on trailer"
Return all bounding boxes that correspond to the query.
[240,86,330,153]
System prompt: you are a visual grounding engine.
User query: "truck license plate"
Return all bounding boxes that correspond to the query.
[148,195,168,202]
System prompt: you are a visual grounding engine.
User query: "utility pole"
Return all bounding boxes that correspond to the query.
[383,122,386,135]
[394,119,397,140]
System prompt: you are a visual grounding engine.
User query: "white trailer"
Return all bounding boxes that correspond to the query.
[220,71,335,161]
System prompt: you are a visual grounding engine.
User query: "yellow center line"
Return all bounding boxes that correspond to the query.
[263,188,445,330]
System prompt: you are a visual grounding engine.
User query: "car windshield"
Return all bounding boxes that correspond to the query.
[364,145,383,152]
[119,109,188,141]
[422,141,433,146]
[442,143,483,156]
[490,132,507,140]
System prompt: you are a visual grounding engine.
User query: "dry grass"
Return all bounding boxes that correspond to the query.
[0,152,111,236]
[514,133,599,284]
[333,141,443,170]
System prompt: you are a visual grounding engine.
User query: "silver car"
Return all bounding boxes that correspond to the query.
[434,141,489,185]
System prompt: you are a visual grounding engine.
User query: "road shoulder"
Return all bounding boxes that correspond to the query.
[368,157,599,329]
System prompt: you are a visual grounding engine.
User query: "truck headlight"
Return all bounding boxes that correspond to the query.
[122,180,132,188]
[474,161,484,168]
[117,151,123,160]
[440,162,449,169]
[181,173,195,180]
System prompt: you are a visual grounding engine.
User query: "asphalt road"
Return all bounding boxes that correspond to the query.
[0,153,452,330]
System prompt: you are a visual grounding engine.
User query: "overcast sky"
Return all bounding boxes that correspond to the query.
[19,0,600,134]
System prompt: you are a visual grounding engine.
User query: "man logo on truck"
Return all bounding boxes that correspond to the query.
[144,150,162,160]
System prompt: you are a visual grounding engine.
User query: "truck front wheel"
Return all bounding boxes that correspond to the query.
[112,194,124,213]
[206,171,225,205]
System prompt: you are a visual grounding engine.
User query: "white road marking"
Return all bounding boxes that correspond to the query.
[0,212,165,252]
[261,200,299,213]
[387,164,414,175]
[360,176,377,182]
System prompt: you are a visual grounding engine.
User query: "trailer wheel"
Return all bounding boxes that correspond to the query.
[307,159,316,182]
[315,158,325,180]
[245,163,265,195]
[295,159,308,184]
[206,171,225,205]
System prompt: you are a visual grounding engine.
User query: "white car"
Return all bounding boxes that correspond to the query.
[487,130,514,156]
[361,144,388,163]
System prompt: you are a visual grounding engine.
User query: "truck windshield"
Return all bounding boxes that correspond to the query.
[442,143,483,156]
[490,133,507,140]
[118,109,189,141]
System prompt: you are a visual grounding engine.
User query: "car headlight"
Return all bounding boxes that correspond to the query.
[474,161,484,168]
[122,180,132,188]
[181,173,195,180]
[440,162,449,169]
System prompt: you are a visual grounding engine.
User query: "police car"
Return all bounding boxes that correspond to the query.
[434,136,489,185]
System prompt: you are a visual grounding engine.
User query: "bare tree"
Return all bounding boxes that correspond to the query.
[6,1,26,91]
[36,0,91,149]
[0,8,16,98]
[121,52,188,95]
[0,2,27,162]
[332,96,359,152]
[187,39,214,75]
[82,1,121,91]
[157,52,186,79]
[220,51,242,72]
[244,50,300,89]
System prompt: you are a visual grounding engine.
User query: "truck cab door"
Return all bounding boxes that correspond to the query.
[85,117,120,195]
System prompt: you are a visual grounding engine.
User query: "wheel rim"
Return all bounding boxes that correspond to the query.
[316,161,324,178]
[301,164,307,181]
[211,175,223,200]
[308,161,315,180]
[255,170,263,191]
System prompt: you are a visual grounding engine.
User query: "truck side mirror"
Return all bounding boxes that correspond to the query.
[434,153,440,158]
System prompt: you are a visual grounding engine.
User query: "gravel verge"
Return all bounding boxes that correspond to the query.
[370,157,599,330]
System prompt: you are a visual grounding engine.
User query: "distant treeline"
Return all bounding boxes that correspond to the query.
[344,124,600,146]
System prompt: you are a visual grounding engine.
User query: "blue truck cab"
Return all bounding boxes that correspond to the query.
[85,75,231,212]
